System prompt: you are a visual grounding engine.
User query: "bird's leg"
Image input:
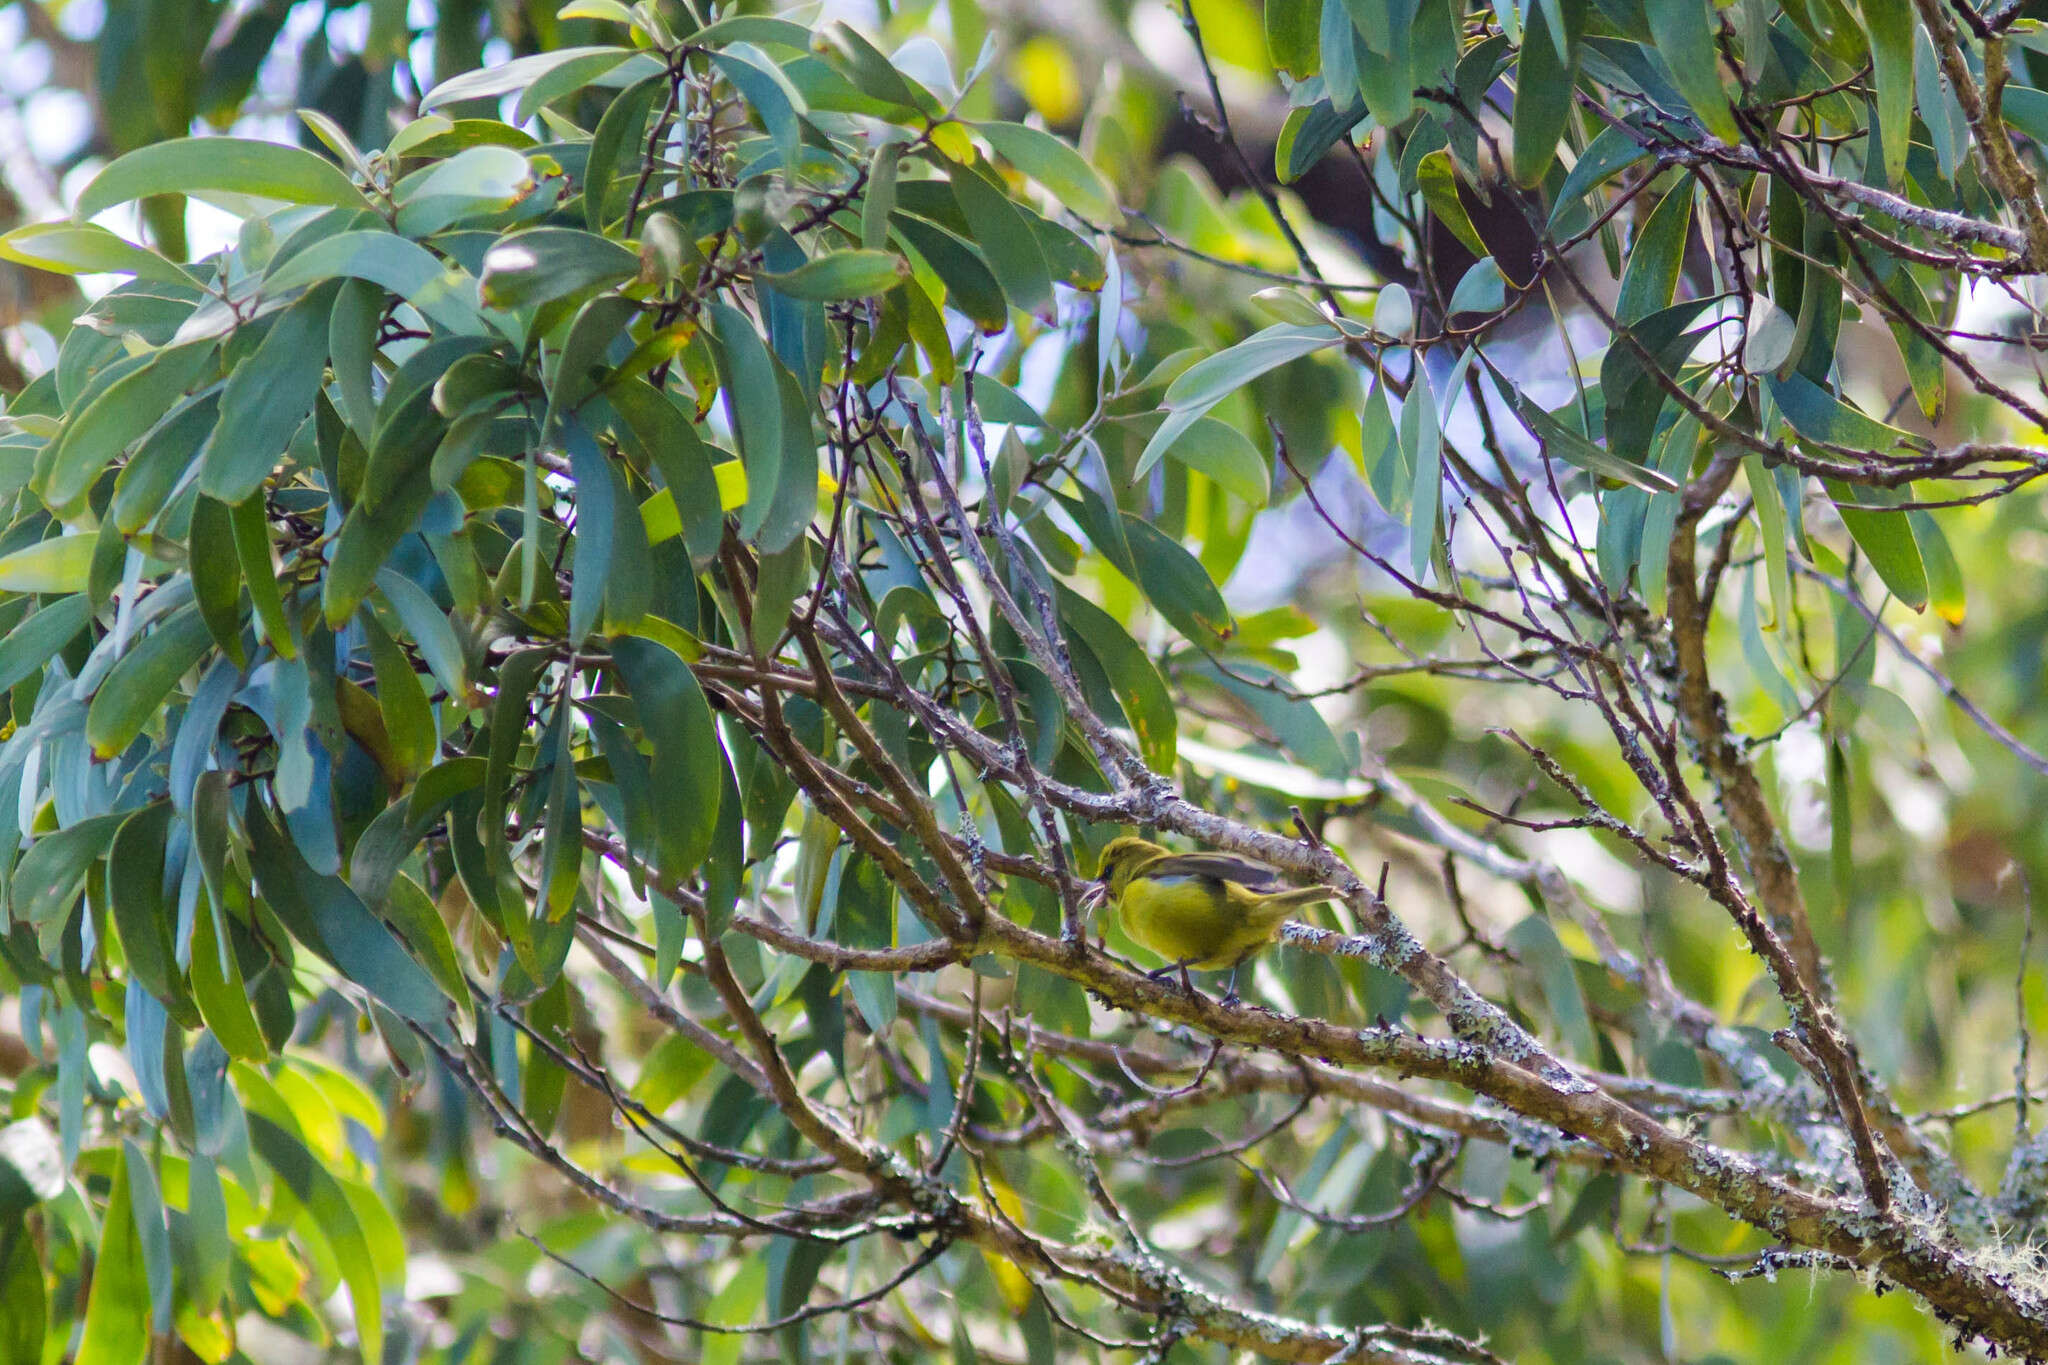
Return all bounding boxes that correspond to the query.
[1145,959,1201,997]
[1220,961,1243,1007]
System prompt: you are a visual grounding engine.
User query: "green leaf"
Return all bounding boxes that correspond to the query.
[1447,257,1507,315]
[687,14,814,48]
[707,303,787,545]
[362,609,436,779]
[189,495,247,668]
[585,74,666,231]
[1265,0,1323,78]
[861,143,902,251]
[108,804,199,1027]
[610,378,727,569]
[123,1139,173,1333]
[247,799,452,1027]
[609,634,722,882]
[1403,368,1443,579]
[1057,586,1176,772]
[189,888,270,1061]
[0,222,195,284]
[86,604,213,760]
[1510,384,1681,491]
[422,44,637,110]
[1548,119,1650,227]
[1916,27,1968,180]
[181,1156,230,1309]
[1824,478,1929,612]
[1122,515,1230,642]
[758,248,910,300]
[393,144,536,237]
[265,230,487,337]
[1151,415,1271,505]
[230,492,297,660]
[1137,323,1340,482]
[1507,915,1599,1059]
[1416,150,1487,257]
[566,415,653,635]
[1746,454,1793,631]
[383,873,473,1028]
[12,813,123,929]
[75,137,370,217]
[113,392,218,534]
[756,361,820,556]
[1169,324,1345,415]
[890,212,1008,333]
[1910,509,1966,626]
[479,226,639,310]
[0,594,91,694]
[1511,0,1581,186]
[1601,297,1715,460]
[1860,0,1913,186]
[1276,97,1366,184]
[0,534,94,594]
[328,278,382,439]
[1616,183,1694,324]
[814,20,942,115]
[75,1142,148,1365]
[947,157,1054,316]
[975,121,1123,226]
[244,1113,387,1365]
[0,1206,45,1362]
[41,340,214,511]
[1764,373,1916,456]
[1644,0,1738,141]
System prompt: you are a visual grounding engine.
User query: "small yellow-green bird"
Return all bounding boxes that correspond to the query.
[1089,836,1338,1001]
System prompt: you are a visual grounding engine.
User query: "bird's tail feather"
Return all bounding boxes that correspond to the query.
[1261,884,1339,912]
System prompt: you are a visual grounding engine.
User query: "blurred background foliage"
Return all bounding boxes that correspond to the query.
[2,0,2048,1361]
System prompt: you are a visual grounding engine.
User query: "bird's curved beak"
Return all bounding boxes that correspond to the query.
[1078,880,1109,914]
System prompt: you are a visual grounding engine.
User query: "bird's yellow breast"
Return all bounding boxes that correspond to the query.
[1118,876,1288,971]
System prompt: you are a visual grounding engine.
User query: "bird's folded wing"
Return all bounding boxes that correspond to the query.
[1137,852,1292,893]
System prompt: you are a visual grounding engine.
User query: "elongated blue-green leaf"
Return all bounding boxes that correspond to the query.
[246,800,452,1027]
[11,813,124,929]
[1511,0,1580,186]
[423,44,637,110]
[75,1142,147,1365]
[1644,0,1737,140]
[86,604,213,759]
[123,1139,173,1332]
[707,303,786,544]
[609,634,722,881]
[41,340,214,510]
[1548,120,1649,227]
[200,281,335,504]
[76,137,370,217]
[0,594,90,694]
[1403,368,1443,580]
[244,1113,386,1365]
[108,804,198,1026]
[0,222,196,284]
[1616,183,1694,324]
[265,230,487,336]
[1860,0,1912,185]
[976,120,1122,225]
[1056,587,1176,772]
[1824,478,1929,612]
[946,158,1053,316]
[1137,324,1340,480]
[479,227,638,310]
